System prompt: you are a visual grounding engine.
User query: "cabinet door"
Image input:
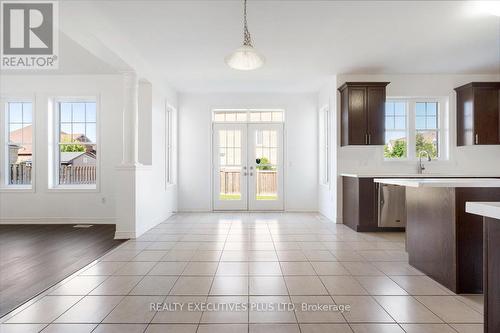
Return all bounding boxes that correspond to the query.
[474,87,500,145]
[367,86,386,145]
[348,87,368,145]
[456,87,474,146]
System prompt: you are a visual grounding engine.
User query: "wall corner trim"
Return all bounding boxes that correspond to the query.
[114,231,136,239]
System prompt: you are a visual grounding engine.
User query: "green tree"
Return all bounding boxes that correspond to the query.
[256,157,274,170]
[384,140,406,158]
[416,132,437,158]
[59,137,85,152]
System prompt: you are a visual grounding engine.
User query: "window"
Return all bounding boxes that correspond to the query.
[319,106,330,185]
[55,101,97,187]
[384,101,407,159]
[5,102,33,187]
[384,99,445,160]
[213,109,284,123]
[415,102,439,158]
[165,105,175,186]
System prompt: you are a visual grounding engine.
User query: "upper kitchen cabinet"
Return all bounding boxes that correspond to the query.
[455,82,500,146]
[338,82,390,146]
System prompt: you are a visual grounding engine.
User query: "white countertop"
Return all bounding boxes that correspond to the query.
[466,202,500,220]
[373,178,500,188]
[341,173,500,178]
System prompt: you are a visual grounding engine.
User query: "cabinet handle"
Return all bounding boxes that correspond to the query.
[475,134,479,145]
[365,133,368,145]
[368,134,371,145]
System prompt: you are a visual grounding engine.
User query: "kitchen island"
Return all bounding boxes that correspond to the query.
[374,178,500,294]
[466,202,500,333]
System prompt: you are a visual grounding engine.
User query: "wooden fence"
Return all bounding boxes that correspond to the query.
[256,170,277,195]
[9,164,97,185]
[9,164,32,185]
[59,165,96,184]
[220,170,277,195]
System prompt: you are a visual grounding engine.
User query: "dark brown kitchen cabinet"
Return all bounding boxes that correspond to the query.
[338,82,389,146]
[455,82,500,146]
[342,176,405,232]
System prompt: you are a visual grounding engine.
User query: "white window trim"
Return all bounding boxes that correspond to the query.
[49,97,100,191]
[1,97,36,192]
[385,97,448,162]
[212,108,285,124]
[319,105,330,186]
[165,102,177,189]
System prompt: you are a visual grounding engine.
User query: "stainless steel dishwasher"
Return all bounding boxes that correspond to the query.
[378,183,407,227]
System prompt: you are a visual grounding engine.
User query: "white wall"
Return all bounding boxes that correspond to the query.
[335,74,500,221]
[138,80,153,166]
[178,93,318,212]
[0,74,124,224]
[134,84,178,236]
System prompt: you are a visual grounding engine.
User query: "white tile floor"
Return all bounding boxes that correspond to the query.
[0,213,484,333]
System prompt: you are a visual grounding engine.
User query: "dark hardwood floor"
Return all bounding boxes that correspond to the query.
[0,224,125,317]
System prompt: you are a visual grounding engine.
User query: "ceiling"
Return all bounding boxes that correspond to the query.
[56,1,500,92]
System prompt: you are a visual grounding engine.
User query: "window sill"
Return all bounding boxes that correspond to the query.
[47,185,98,193]
[0,186,34,193]
[383,158,450,163]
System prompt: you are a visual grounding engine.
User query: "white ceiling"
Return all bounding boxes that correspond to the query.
[59,0,500,93]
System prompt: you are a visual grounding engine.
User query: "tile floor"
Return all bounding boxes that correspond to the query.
[0,213,484,333]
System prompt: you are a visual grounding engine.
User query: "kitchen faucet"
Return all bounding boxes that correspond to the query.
[418,150,432,174]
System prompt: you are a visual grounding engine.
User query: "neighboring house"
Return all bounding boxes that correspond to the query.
[8,144,21,164]
[8,126,32,163]
[9,125,94,163]
[60,132,92,143]
[60,152,97,166]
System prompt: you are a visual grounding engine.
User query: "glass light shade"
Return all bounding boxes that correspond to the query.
[225,45,265,70]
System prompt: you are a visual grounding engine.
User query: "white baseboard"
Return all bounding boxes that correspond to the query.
[0,217,117,224]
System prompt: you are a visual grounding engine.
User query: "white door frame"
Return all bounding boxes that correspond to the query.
[211,121,285,211]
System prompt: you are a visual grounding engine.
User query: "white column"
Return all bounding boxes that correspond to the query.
[122,71,139,165]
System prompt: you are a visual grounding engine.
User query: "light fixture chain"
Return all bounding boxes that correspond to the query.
[243,0,253,46]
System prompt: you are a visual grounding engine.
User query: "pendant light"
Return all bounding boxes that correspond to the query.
[225,0,265,70]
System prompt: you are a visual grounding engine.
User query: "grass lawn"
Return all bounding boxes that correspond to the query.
[220,194,241,200]
[256,195,278,200]
[220,194,277,201]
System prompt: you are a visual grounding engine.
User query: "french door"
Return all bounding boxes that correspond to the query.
[213,123,284,211]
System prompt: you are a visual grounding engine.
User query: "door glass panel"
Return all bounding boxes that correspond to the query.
[219,129,242,200]
[254,129,278,201]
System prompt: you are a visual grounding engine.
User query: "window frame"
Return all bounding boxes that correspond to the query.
[212,109,285,124]
[165,103,176,189]
[1,98,36,191]
[50,97,100,191]
[383,99,409,160]
[384,97,447,162]
[319,105,330,186]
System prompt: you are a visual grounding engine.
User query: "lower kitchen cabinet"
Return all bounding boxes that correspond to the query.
[342,176,405,232]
